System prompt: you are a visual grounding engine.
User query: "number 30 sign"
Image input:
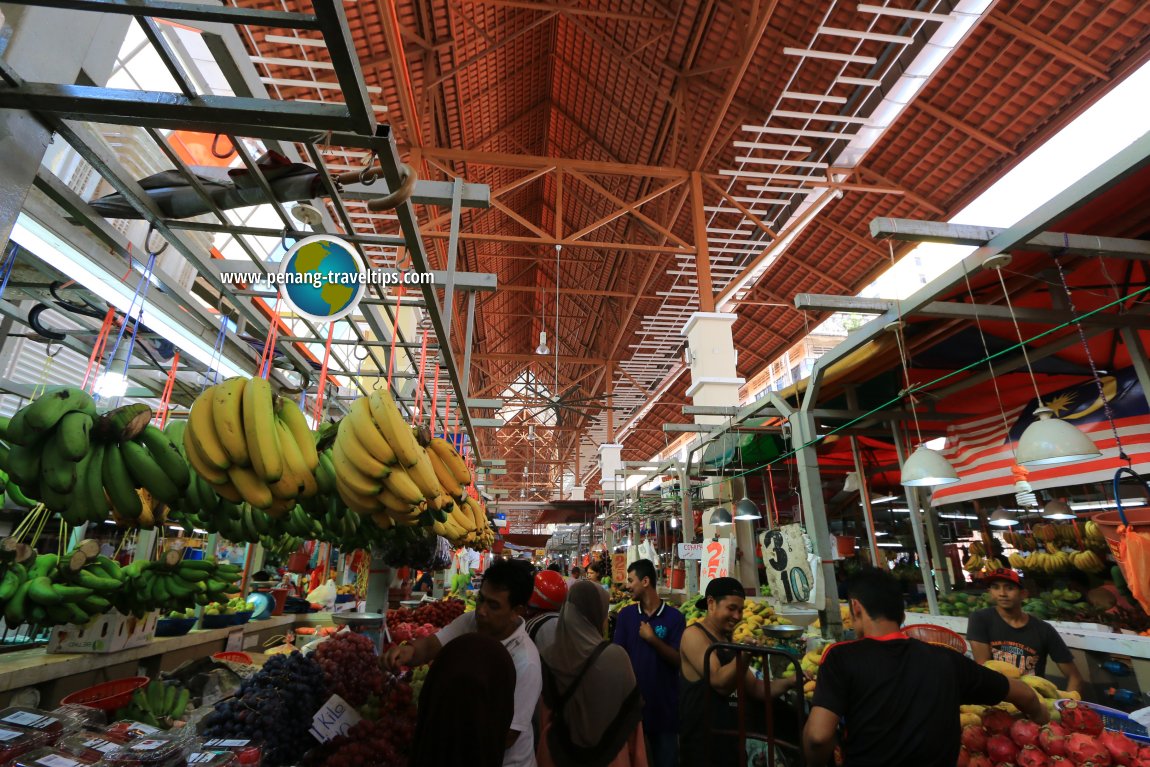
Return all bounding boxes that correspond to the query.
[759,525,813,604]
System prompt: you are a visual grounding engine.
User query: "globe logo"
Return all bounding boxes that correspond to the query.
[277,235,365,322]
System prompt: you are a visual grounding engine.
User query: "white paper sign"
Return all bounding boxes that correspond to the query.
[677,543,703,560]
[35,755,80,767]
[0,728,22,742]
[225,629,245,653]
[698,539,732,596]
[309,694,362,743]
[759,524,813,604]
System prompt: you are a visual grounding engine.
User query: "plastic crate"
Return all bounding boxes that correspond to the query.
[902,624,968,654]
[211,652,253,665]
[1055,700,1150,744]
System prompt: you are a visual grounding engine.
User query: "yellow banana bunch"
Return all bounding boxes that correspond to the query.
[1021,675,1059,699]
[964,553,984,573]
[1071,549,1105,574]
[183,377,318,510]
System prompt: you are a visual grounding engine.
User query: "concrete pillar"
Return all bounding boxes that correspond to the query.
[598,443,623,494]
[0,7,130,246]
[682,312,759,592]
[568,486,586,501]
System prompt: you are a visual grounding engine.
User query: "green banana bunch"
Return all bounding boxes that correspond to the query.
[0,541,124,628]
[117,679,190,728]
[112,552,243,617]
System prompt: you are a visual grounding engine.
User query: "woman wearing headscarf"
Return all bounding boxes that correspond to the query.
[411,632,517,767]
[537,581,648,767]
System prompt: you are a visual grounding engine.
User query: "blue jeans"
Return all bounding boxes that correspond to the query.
[647,730,678,767]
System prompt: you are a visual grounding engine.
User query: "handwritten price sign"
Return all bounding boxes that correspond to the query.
[698,538,732,595]
[759,525,813,604]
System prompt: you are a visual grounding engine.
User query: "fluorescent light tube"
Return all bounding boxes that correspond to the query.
[856,4,953,23]
[781,91,848,104]
[14,215,247,379]
[783,47,878,65]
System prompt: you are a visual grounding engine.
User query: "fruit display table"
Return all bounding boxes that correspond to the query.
[0,613,337,709]
[902,612,1150,699]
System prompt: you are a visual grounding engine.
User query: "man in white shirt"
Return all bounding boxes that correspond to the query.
[384,559,541,767]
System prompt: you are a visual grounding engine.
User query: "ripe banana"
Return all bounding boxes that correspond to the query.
[277,397,319,471]
[383,463,424,505]
[407,450,444,499]
[227,465,274,510]
[334,418,391,479]
[429,437,470,486]
[427,448,461,497]
[212,377,250,466]
[242,376,282,483]
[187,391,231,471]
[367,389,421,467]
[347,398,397,465]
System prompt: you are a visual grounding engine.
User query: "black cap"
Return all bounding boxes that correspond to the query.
[696,577,746,611]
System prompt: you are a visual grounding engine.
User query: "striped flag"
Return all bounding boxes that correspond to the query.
[930,368,1150,506]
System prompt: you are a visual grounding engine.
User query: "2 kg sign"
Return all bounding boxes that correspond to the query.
[759,524,813,604]
[698,538,732,596]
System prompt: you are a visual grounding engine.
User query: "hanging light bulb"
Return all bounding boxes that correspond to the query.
[1041,499,1076,520]
[900,445,960,486]
[670,517,678,529]
[989,507,1019,527]
[535,331,549,355]
[1016,406,1100,466]
[94,342,132,398]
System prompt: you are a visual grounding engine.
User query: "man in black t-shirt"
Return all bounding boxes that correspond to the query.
[803,568,1048,767]
[967,568,1084,692]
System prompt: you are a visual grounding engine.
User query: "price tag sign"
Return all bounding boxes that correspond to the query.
[309,694,362,743]
[698,539,732,596]
[225,629,245,653]
[677,543,703,560]
[759,524,813,604]
[611,553,627,583]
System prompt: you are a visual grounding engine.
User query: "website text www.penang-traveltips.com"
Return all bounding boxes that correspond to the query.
[220,270,435,289]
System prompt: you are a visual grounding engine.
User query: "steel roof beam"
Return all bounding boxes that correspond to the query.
[805,129,1150,411]
[2,0,323,28]
[870,218,1150,259]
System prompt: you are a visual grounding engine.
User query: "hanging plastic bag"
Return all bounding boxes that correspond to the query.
[1113,468,1150,614]
[306,579,338,611]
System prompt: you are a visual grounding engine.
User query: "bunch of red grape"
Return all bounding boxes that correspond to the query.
[313,631,383,707]
[304,678,417,767]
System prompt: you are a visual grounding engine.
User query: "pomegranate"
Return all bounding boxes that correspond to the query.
[969,754,994,767]
[1099,732,1138,766]
[1061,703,1105,737]
[984,709,1016,736]
[959,747,971,767]
[1040,723,1069,757]
[989,735,1021,764]
[1018,745,1052,767]
[963,725,990,753]
[1012,719,1043,748]
[1066,733,1111,766]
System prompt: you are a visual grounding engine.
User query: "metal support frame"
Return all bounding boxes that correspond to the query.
[0,0,490,460]
[870,218,1150,260]
[889,425,941,614]
[844,388,880,566]
[804,130,1150,411]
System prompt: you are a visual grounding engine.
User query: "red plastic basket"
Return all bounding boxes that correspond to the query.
[903,624,968,654]
[212,651,253,665]
[59,676,150,711]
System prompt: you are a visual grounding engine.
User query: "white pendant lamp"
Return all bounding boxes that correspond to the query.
[734,497,761,521]
[1016,406,1100,467]
[535,331,550,355]
[900,445,960,487]
[1041,499,1075,520]
[989,507,1019,527]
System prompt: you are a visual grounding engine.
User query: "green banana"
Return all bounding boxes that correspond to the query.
[7,441,43,489]
[170,687,190,719]
[120,439,179,503]
[19,387,97,436]
[137,425,190,491]
[41,429,81,494]
[0,564,25,600]
[97,403,152,442]
[57,411,93,461]
[103,442,142,519]
[84,444,110,521]
[5,479,38,508]
[27,576,62,605]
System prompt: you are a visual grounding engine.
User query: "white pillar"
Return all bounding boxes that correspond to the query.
[598,442,623,494]
[682,312,759,591]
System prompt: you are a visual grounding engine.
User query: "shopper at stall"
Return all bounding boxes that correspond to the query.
[802,567,1050,767]
[411,632,517,767]
[537,580,647,767]
[612,558,684,767]
[968,568,1084,692]
[526,569,569,652]
[384,559,542,767]
[568,567,582,587]
[680,577,799,767]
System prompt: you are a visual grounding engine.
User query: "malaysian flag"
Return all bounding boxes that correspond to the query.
[930,368,1150,506]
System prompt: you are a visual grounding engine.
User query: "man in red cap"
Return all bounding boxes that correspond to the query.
[524,569,567,653]
[968,567,1084,692]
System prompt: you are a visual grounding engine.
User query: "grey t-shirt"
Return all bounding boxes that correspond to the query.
[967,608,1073,677]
